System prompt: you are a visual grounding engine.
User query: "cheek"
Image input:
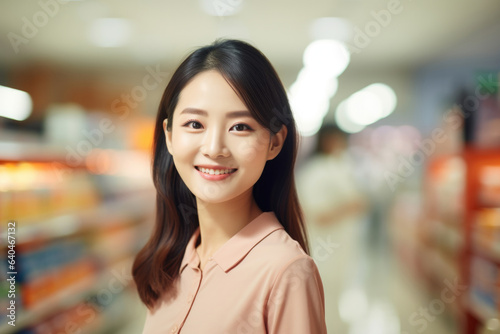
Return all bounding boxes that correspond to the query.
[234,131,270,163]
[171,131,197,155]
[169,135,198,177]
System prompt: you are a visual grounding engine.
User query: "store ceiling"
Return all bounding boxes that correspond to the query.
[1,0,500,74]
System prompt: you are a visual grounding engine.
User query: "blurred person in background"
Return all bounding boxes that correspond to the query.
[296,123,368,333]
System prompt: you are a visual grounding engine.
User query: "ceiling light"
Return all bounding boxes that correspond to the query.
[364,83,397,117]
[290,92,330,136]
[345,90,384,126]
[290,68,338,100]
[335,101,365,134]
[303,39,350,78]
[289,67,338,137]
[0,85,33,121]
[335,83,397,128]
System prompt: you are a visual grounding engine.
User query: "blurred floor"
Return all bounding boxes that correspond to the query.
[333,215,458,334]
[111,297,146,334]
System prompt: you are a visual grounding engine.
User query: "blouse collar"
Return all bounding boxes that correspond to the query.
[179,211,284,273]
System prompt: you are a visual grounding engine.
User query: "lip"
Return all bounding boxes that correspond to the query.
[194,165,238,181]
[195,164,235,170]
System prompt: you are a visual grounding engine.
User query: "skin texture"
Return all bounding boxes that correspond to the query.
[164,70,287,270]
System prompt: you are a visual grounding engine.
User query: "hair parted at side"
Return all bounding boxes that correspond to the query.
[132,39,309,309]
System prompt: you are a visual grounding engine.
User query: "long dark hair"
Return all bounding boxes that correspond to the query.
[132,39,309,309]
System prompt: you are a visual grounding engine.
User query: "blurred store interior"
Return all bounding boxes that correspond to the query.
[1,0,500,333]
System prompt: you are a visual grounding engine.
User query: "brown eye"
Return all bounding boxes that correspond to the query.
[231,123,252,132]
[184,120,203,129]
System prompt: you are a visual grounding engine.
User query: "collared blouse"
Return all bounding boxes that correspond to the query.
[141,211,327,334]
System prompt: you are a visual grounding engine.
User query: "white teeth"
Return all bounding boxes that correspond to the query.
[198,167,235,175]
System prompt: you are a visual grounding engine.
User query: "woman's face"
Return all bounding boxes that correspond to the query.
[164,70,286,204]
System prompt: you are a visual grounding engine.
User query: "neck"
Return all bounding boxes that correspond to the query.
[195,189,263,260]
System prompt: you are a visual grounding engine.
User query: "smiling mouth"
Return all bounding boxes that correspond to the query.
[194,166,238,175]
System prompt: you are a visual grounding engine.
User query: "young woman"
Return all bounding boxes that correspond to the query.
[133,39,327,334]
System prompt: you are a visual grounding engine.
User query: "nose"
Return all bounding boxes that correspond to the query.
[200,127,230,158]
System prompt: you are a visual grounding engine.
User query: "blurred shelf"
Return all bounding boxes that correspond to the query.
[471,243,500,265]
[420,245,460,280]
[0,256,135,334]
[0,141,67,163]
[467,295,499,323]
[0,273,96,332]
[432,220,464,256]
[0,190,154,247]
[0,136,151,333]
[80,288,146,334]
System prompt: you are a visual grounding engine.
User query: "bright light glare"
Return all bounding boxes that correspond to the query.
[290,93,330,136]
[336,83,397,128]
[345,90,384,126]
[294,115,324,137]
[335,101,365,134]
[0,85,33,121]
[289,68,339,136]
[339,288,369,322]
[88,18,131,47]
[290,68,338,99]
[364,83,397,117]
[303,39,350,78]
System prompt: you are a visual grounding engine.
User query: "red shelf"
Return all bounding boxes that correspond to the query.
[462,148,500,334]
[421,147,500,334]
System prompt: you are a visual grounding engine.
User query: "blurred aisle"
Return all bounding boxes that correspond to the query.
[339,216,458,334]
[111,300,146,334]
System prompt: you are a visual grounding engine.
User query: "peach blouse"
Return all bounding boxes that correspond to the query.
[141,211,327,334]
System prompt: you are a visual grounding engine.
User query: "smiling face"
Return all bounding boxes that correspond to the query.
[164,70,286,205]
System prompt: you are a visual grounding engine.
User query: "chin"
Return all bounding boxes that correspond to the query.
[196,196,232,205]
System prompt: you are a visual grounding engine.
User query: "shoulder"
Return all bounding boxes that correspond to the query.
[248,228,316,277]
[260,231,327,333]
[256,228,307,258]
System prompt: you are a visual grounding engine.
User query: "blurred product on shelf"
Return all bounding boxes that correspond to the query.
[0,141,153,333]
[473,209,500,261]
[18,238,95,309]
[473,94,500,149]
[469,256,499,319]
[479,166,500,207]
[0,163,99,223]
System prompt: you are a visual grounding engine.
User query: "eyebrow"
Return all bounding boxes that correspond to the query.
[179,108,252,119]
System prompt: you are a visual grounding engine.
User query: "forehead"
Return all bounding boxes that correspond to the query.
[175,70,248,115]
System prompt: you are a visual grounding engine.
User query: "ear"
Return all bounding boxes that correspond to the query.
[163,119,173,153]
[267,125,287,161]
